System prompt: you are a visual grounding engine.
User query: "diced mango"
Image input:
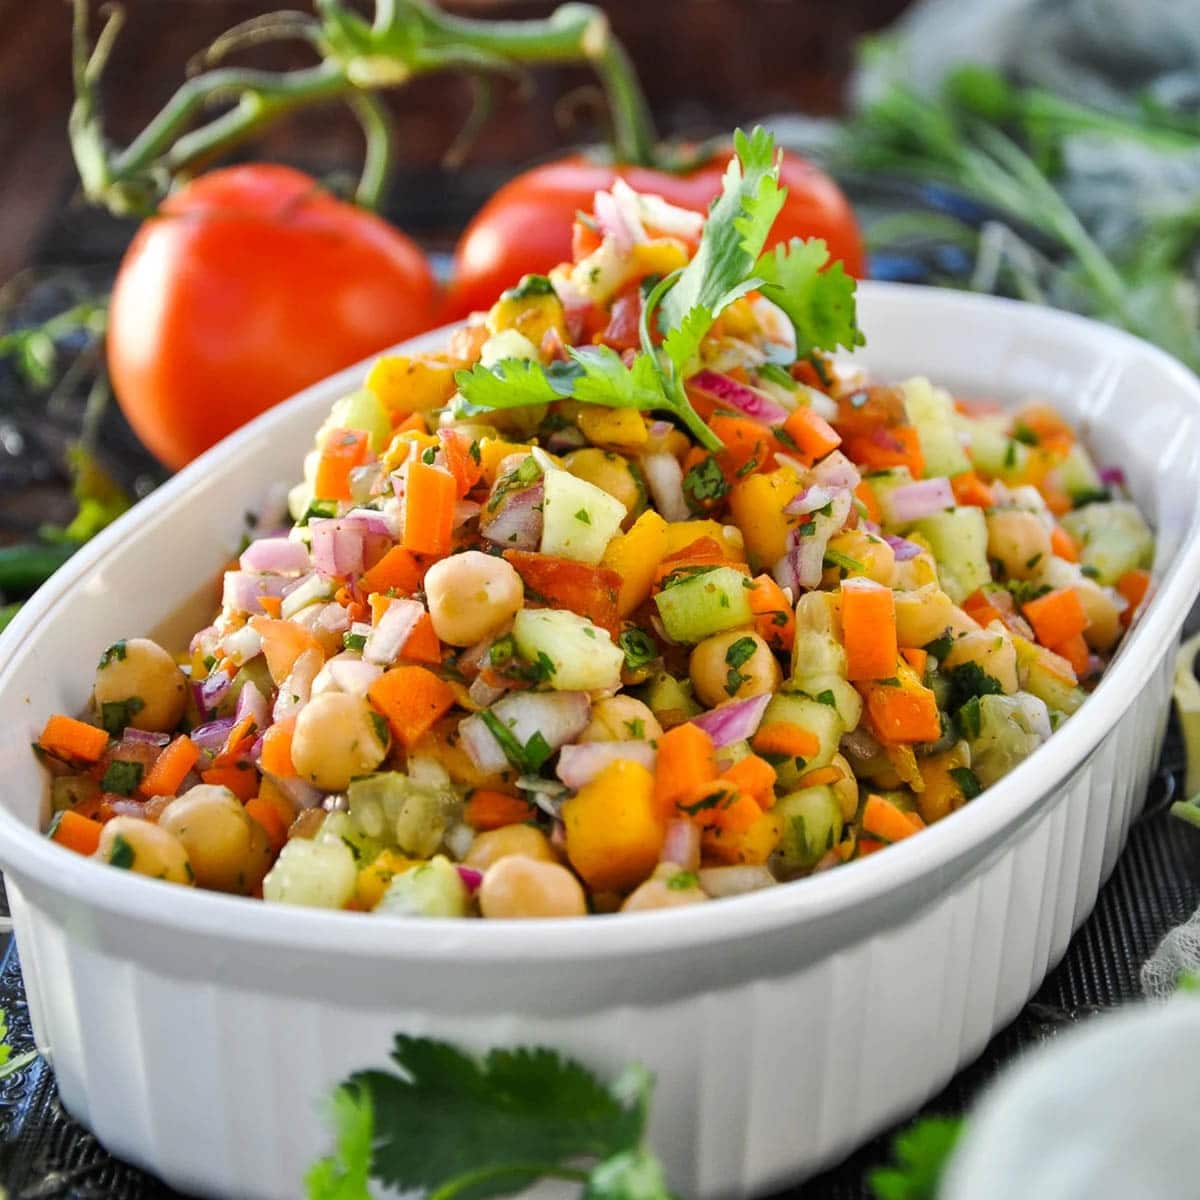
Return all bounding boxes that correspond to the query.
[576,407,648,450]
[701,808,782,866]
[382,429,440,472]
[477,439,537,485]
[355,850,419,911]
[562,760,665,893]
[602,510,670,617]
[366,355,458,414]
[630,239,690,277]
[728,469,803,569]
[486,287,568,346]
[662,519,746,562]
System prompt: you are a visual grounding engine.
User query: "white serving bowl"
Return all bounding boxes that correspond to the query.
[0,284,1198,1200]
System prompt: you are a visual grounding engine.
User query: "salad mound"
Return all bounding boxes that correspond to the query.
[38,130,1154,918]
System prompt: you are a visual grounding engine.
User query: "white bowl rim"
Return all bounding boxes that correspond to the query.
[1,282,1197,962]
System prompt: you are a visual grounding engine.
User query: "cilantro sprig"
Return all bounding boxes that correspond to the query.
[869,1116,964,1200]
[456,127,864,454]
[306,1036,669,1200]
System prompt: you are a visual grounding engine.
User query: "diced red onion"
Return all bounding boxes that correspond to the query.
[239,538,310,574]
[120,728,171,748]
[459,691,591,773]
[546,426,587,453]
[697,865,775,897]
[189,624,218,659]
[648,420,674,438]
[556,741,657,790]
[235,680,270,731]
[1100,466,1125,487]
[327,657,383,696]
[342,507,393,536]
[593,187,644,254]
[469,675,506,708]
[221,623,262,667]
[689,370,789,425]
[480,483,544,551]
[456,865,483,894]
[458,716,511,775]
[309,518,369,578]
[840,726,883,762]
[882,478,955,525]
[661,818,700,871]
[190,718,236,755]
[773,488,852,592]
[315,603,351,637]
[459,632,502,678]
[642,453,690,523]
[785,485,833,516]
[810,450,861,493]
[199,669,233,712]
[248,734,265,766]
[884,534,923,562]
[222,571,290,615]
[690,693,772,748]
[454,499,482,529]
[364,599,424,666]
[269,773,322,810]
[273,648,322,722]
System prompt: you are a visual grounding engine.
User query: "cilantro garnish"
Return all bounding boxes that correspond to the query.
[99,696,144,737]
[947,662,1003,709]
[107,831,137,867]
[756,362,797,391]
[343,632,367,652]
[307,1036,665,1200]
[574,508,592,525]
[480,710,555,773]
[949,766,984,800]
[666,871,699,891]
[753,238,865,356]
[618,628,658,670]
[682,457,729,511]
[922,633,954,662]
[823,548,865,576]
[98,640,127,669]
[724,635,758,695]
[956,695,983,740]
[101,760,144,796]
[815,689,838,708]
[868,1116,964,1200]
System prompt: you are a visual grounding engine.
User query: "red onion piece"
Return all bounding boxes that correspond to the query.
[190,718,235,755]
[592,187,643,254]
[556,741,657,790]
[309,518,369,578]
[364,599,425,666]
[642,452,690,523]
[239,538,310,575]
[119,728,171,748]
[480,483,544,551]
[661,818,700,871]
[1099,466,1125,487]
[235,680,270,731]
[456,865,484,894]
[882,478,955,525]
[546,426,587,453]
[774,488,853,592]
[810,449,861,493]
[459,716,510,774]
[270,773,322,810]
[784,485,833,516]
[273,648,322,722]
[884,534,923,562]
[453,499,482,529]
[199,669,233,712]
[343,507,396,537]
[459,691,591,772]
[468,675,506,708]
[691,693,772,748]
[222,571,290,615]
[689,370,789,425]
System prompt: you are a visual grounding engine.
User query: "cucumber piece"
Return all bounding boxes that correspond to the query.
[902,377,971,479]
[791,674,863,732]
[318,389,391,453]
[963,419,1029,481]
[1013,639,1086,717]
[513,608,624,691]
[263,837,357,908]
[653,566,754,643]
[1061,501,1153,585]
[910,506,991,603]
[347,772,450,858]
[1053,443,1104,502]
[761,691,844,784]
[636,672,701,726]
[376,855,470,918]
[773,786,843,873]
[862,467,914,518]
[318,810,384,867]
[540,468,627,564]
[967,692,1052,786]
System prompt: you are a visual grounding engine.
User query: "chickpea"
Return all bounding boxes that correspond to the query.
[581,696,663,743]
[1076,580,1121,651]
[478,856,587,918]
[562,449,646,529]
[96,816,193,886]
[943,627,1020,694]
[463,824,556,870]
[621,863,708,912]
[423,551,524,647]
[828,753,860,822]
[93,637,188,733]
[894,585,956,647]
[892,548,940,591]
[689,630,781,710]
[987,509,1052,580]
[290,692,391,792]
[159,784,273,894]
[821,530,895,587]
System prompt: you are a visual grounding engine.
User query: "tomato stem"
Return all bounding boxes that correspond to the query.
[68,0,660,217]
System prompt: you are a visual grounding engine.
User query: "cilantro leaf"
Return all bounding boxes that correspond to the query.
[659,303,714,382]
[306,1086,375,1200]
[569,347,664,410]
[455,358,573,411]
[753,238,865,356]
[349,1036,650,1200]
[582,1148,672,1200]
[869,1116,964,1200]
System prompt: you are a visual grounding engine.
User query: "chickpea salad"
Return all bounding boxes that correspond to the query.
[38,130,1154,918]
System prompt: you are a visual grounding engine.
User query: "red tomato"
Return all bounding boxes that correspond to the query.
[446,149,864,319]
[108,165,438,470]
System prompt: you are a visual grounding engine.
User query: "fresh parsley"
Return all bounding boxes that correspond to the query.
[344,632,367,652]
[724,635,758,695]
[682,457,729,511]
[99,696,144,737]
[949,766,984,800]
[306,1036,667,1200]
[98,640,127,669]
[107,831,137,867]
[101,759,144,796]
[946,662,1002,709]
[869,1116,964,1200]
[480,710,555,774]
[618,628,659,670]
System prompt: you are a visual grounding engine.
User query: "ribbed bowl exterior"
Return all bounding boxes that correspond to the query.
[1,286,1198,1199]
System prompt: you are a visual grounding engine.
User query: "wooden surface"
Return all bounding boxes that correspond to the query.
[0,0,909,280]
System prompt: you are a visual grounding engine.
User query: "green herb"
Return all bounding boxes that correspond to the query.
[666,871,699,891]
[516,456,541,485]
[489,635,517,665]
[99,697,144,737]
[1080,564,1101,580]
[1006,579,1052,606]
[1025,552,1043,570]
[815,689,838,708]
[1012,421,1039,446]
[618,629,658,670]
[1003,440,1018,469]
[107,831,137,867]
[574,508,592,525]
[949,766,984,800]
[658,564,720,591]
[534,652,557,681]
[1072,488,1111,508]
[421,446,437,465]
[101,759,144,796]
[947,662,1003,709]
[369,712,391,748]
[682,457,729,511]
[823,548,865,575]
[624,719,646,739]
[877,677,901,687]
[868,1116,964,1200]
[956,696,983,740]
[680,787,732,816]
[306,1036,666,1200]
[302,499,338,524]
[468,441,482,465]
[98,640,127,669]
[724,635,758,694]
[923,633,955,662]
[480,711,555,774]
[502,274,556,300]
[343,632,367,652]
[756,362,797,391]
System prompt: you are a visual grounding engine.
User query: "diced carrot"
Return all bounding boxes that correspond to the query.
[358,545,424,596]
[464,789,537,831]
[573,218,602,261]
[782,406,842,464]
[260,714,298,778]
[201,764,259,802]
[963,588,1005,629]
[841,578,898,681]
[796,765,843,789]
[213,714,258,767]
[401,612,443,665]
[748,574,795,653]
[860,679,942,745]
[402,461,456,557]
[368,666,457,749]
[139,736,200,798]
[951,471,995,508]
[1038,482,1073,518]
[862,794,920,844]
[899,647,928,677]
[1117,568,1151,627]
[438,428,484,498]
[502,550,623,639]
[394,412,428,435]
[842,426,925,477]
[250,617,324,685]
[1013,403,1075,450]
[48,809,103,856]
[1022,587,1090,647]
[1049,525,1080,563]
[833,386,907,435]
[38,715,109,765]
[720,754,777,808]
[709,414,777,482]
[245,795,289,852]
[653,722,718,818]
[1050,632,1090,677]
[751,721,820,760]
[856,836,885,857]
[710,789,764,835]
[313,429,370,501]
[854,478,882,524]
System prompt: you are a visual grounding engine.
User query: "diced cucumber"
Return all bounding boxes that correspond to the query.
[1061,501,1153,585]
[761,691,844,784]
[792,675,862,732]
[513,608,624,691]
[318,810,384,867]
[1013,639,1086,717]
[540,468,627,564]
[773,786,843,873]
[963,419,1028,482]
[480,329,540,366]
[347,772,450,858]
[910,506,991,603]
[967,692,1052,787]
[792,625,848,681]
[902,377,971,478]
[376,855,470,917]
[318,389,391,453]
[1052,443,1104,502]
[653,566,754,643]
[263,837,357,909]
[51,775,99,814]
[636,672,701,726]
